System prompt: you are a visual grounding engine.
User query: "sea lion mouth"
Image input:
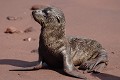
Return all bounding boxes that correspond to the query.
[40,20,45,27]
[32,10,38,22]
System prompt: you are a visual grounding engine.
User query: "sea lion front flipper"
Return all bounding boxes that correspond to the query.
[9,60,43,71]
[63,52,87,80]
[62,41,87,80]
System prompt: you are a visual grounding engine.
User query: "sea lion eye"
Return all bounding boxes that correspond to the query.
[56,16,60,23]
[42,10,48,16]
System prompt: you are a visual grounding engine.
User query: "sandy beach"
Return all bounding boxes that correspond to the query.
[0,0,120,80]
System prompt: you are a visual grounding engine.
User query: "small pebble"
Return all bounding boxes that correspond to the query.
[18,73,20,76]
[24,27,35,33]
[31,49,38,53]
[6,16,22,21]
[4,27,22,34]
[111,52,115,54]
[23,37,36,42]
[31,5,46,10]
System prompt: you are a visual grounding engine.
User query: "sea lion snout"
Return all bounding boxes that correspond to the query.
[32,10,43,16]
[32,9,46,24]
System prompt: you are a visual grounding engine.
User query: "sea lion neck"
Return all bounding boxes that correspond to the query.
[40,24,65,49]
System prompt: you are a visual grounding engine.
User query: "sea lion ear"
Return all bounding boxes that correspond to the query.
[56,16,60,23]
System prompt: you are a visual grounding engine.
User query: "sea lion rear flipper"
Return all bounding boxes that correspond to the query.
[79,49,108,73]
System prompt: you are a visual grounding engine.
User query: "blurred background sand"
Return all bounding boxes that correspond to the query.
[0,0,120,80]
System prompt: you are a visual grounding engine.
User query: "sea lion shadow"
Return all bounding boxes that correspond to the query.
[0,59,70,76]
[91,73,120,80]
[0,59,39,67]
[1,59,120,80]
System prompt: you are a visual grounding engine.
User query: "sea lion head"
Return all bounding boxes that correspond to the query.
[32,6,65,27]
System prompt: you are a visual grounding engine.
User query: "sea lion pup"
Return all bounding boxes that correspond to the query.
[10,6,108,80]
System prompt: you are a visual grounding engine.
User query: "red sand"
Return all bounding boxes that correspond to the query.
[0,0,120,80]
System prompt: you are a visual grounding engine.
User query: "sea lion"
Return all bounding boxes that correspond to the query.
[10,6,108,80]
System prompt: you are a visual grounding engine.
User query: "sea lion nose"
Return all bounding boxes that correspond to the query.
[32,10,36,15]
